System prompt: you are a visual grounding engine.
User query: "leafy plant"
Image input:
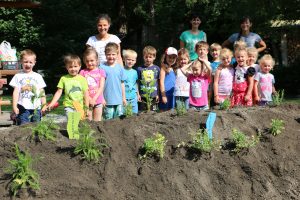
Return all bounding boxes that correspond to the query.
[140,132,167,159]
[272,89,284,106]
[220,99,231,110]
[270,119,285,136]
[5,144,40,196]
[29,118,59,142]
[140,79,156,111]
[124,103,133,117]
[231,129,260,152]
[176,99,187,116]
[74,121,108,163]
[189,129,220,153]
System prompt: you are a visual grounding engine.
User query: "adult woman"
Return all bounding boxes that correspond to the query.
[222,16,266,53]
[86,14,123,64]
[179,13,207,61]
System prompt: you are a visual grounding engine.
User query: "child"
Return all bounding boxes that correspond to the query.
[137,46,160,111]
[159,47,177,111]
[231,40,247,66]
[123,49,141,114]
[9,49,46,125]
[247,47,259,73]
[253,54,276,106]
[174,48,191,110]
[195,41,209,61]
[209,43,222,74]
[181,59,211,110]
[101,42,126,119]
[214,48,234,104]
[42,54,89,117]
[231,48,255,107]
[80,47,106,121]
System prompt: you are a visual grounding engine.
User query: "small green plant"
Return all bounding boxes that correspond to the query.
[231,129,260,152]
[270,119,285,136]
[74,121,108,163]
[140,132,167,159]
[272,89,284,106]
[5,144,40,196]
[220,99,231,110]
[189,129,220,153]
[176,99,187,116]
[140,79,156,111]
[124,103,133,117]
[29,118,59,141]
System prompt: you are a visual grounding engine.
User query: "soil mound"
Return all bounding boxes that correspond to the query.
[0,104,299,200]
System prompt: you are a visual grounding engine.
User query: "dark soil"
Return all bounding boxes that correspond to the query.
[0,104,299,200]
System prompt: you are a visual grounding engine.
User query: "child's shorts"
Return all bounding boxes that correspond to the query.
[175,96,189,110]
[189,104,209,111]
[104,105,124,120]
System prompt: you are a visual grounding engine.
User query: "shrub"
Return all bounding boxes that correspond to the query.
[189,129,220,153]
[270,119,285,136]
[231,129,260,152]
[140,132,167,159]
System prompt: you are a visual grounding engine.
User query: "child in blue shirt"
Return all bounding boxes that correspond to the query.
[123,49,140,114]
[101,42,126,119]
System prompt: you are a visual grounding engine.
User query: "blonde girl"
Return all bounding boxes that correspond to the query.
[214,48,234,104]
[159,47,177,111]
[174,48,191,109]
[80,47,106,121]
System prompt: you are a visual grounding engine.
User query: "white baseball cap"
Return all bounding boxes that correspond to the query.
[165,47,178,56]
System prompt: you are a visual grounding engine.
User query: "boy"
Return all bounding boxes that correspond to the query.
[123,49,141,114]
[42,54,89,118]
[10,49,46,125]
[137,46,160,111]
[101,42,126,119]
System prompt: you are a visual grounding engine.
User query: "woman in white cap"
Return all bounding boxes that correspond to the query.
[159,47,178,111]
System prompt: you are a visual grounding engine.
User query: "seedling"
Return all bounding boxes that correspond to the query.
[31,86,46,118]
[140,79,156,111]
[272,89,284,106]
[176,99,187,116]
[270,119,285,136]
[5,144,40,196]
[74,121,108,163]
[219,99,230,110]
[124,103,133,117]
[231,129,260,152]
[189,129,220,153]
[140,132,167,159]
[29,118,59,142]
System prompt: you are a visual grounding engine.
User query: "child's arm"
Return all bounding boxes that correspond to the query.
[83,90,89,112]
[253,80,260,102]
[180,62,193,77]
[121,81,126,106]
[213,69,221,103]
[245,76,254,102]
[272,84,276,94]
[159,67,167,104]
[40,88,47,107]
[12,87,20,115]
[91,77,105,106]
[42,88,63,112]
[136,83,141,102]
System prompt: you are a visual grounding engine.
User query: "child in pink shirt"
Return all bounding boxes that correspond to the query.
[80,47,106,121]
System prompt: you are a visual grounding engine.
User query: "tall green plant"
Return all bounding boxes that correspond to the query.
[5,144,40,196]
[272,89,284,106]
[140,79,156,111]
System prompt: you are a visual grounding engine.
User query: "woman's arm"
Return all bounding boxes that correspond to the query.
[180,40,185,49]
[257,39,267,53]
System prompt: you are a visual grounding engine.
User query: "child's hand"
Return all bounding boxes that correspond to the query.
[90,98,96,107]
[13,106,19,115]
[155,95,159,103]
[214,95,220,104]
[102,99,106,107]
[123,98,127,106]
[162,96,167,104]
[254,95,260,103]
[137,94,142,102]
[244,94,251,102]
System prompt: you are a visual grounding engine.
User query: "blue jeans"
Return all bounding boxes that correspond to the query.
[126,98,138,114]
[16,104,41,125]
[175,96,189,110]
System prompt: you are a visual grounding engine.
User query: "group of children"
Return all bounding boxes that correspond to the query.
[9,40,276,125]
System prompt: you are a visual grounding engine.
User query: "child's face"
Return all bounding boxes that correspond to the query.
[66,61,81,76]
[178,55,189,67]
[191,65,201,76]
[106,51,118,65]
[260,60,273,74]
[125,56,136,68]
[196,46,208,59]
[235,51,248,66]
[84,54,98,70]
[21,55,36,73]
[143,53,156,67]
[210,48,220,60]
[97,19,110,36]
[166,54,177,66]
[247,53,257,65]
[221,55,232,67]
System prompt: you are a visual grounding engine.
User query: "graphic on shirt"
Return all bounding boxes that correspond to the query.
[191,80,202,98]
[86,76,97,88]
[142,70,154,83]
[67,85,83,101]
[235,68,246,83]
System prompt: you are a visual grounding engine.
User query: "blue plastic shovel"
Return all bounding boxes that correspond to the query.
[206,112,216,140]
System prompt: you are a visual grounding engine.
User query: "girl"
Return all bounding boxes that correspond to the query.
[80,47,106,121]
[86,14,123,65]
[247,47,259,73]
[214,48,234,104]
[174,48,191,110]
[159,47,177,111]
[181,59,211,110]
[253,54,276,106]
[231,48,255,107]
[179,13,207,61]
